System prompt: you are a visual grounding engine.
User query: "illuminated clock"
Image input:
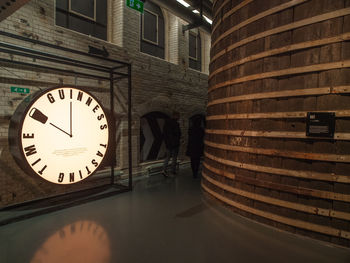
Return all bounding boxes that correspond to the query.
[9,87,109,184]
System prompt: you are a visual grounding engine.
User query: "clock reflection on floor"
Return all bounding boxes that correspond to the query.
[30,221,111,263]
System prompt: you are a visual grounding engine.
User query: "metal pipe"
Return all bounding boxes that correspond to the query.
[112,72,129,78]
[0,46,111,74]
[0,41,112,71]
[111,65,128,70]
[0,30,130,66]
[185,0,212,19]
[0,58,110,80]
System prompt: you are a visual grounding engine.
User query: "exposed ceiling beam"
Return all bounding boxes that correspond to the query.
[185,0,212,19]
[0,0,213,34]
[149,0,212,34]
[0,0,32,22]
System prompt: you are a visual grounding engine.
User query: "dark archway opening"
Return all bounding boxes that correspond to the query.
[140,111,169,162]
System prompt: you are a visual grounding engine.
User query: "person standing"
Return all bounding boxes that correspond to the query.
[162,111,181,177]
[186,117,204,178]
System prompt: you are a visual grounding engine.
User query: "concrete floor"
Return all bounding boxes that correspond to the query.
[0,167,349,263]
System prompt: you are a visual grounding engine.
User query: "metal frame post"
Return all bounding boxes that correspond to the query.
[110,69,115,185]
[128,64,132,190]
[0,31,133,223]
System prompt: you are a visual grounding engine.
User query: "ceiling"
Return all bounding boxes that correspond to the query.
[182,0,213,19]
[150,0,212,33]
[0,0,213,33]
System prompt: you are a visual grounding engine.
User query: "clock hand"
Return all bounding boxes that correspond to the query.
[70,102,72,137]
[49,122,72,137]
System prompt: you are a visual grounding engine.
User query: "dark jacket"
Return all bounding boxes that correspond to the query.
[186,126,204,157]
[163,118,181,150]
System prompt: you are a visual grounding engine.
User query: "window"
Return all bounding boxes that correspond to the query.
[56,0,107,40]
[140,2,165,59]
[143,10,158,44]
[189,33,197,60]
[189,32,201,71]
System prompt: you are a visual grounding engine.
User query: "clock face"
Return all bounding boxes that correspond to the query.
[20,87,109,184]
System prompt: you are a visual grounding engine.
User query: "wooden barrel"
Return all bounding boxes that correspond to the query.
[204,0,350,247]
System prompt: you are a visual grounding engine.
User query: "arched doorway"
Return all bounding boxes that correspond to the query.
[140,111,169,162]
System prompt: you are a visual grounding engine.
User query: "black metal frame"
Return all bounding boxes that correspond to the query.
[0,31,133,224]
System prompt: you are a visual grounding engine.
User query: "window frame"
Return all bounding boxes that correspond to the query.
[55,0,107,40]
[189,31,198,61]
[69,0,96,22]
[142,8,159,46]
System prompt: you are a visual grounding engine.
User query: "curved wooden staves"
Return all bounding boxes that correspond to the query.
[206,129,350,141]
[205,140,350,163]
[210,7,350,64]
[208,86,350,106]
[202,183,350,240]
[212,0,254,34]
[209,33,350,81]
[204,152,350,184]
[212,0,309,49]
[205,0,350,247]
[202,168,350,221]
[209,60,350,92]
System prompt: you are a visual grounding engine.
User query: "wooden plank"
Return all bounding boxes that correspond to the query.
[211,8,350,63]
[202,183,350,240]
[203,170,350,221]
[213,0,230,17]
[208,87,331,106]
[204,152,350,183]
[206,110,350,120]
[212,0,254,33]
[210,32,350,80]
[204,157,350,202]
[222,0,254,20]
[332,86,350,94]
[208,86,350,106]
[212,0,308,48]
[207,111,307,120]
[205,129,350,141]
[209,60,350,92]
[205,140,350,164]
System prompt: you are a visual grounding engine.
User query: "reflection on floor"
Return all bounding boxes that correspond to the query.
[0,167,349,263]
[30,220,110,263]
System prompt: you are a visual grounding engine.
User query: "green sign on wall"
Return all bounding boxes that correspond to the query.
[126,0,144,13]
[11,87,30,94]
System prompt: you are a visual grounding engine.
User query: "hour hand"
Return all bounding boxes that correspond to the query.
[49,122,72,137]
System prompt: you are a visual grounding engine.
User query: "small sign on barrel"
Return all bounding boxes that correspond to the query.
[306,112,335,138]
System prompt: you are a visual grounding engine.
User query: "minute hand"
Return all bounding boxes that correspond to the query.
[49,122,72,137]
[70,102,72,137]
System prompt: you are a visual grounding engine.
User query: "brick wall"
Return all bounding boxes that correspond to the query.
[0,0,210,206]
